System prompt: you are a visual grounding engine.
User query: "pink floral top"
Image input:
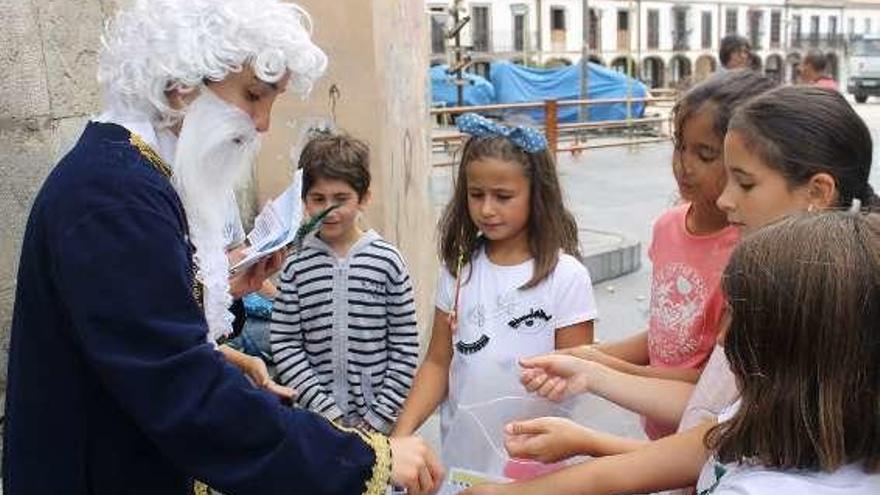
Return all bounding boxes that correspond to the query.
[644,204,739,439]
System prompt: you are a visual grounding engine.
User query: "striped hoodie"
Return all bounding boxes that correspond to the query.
[270,229,418,433]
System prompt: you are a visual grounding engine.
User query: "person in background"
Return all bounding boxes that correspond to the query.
[799,50,839,90]
[719,35,751,70]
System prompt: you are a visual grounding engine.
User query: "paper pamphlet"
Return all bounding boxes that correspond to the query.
[230,171,304,274]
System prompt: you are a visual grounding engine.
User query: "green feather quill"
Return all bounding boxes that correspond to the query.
[290,204,341,252]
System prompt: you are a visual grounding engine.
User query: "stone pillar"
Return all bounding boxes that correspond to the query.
[256,0,436,347]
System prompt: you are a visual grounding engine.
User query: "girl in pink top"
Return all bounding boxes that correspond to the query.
[559,70,776,439]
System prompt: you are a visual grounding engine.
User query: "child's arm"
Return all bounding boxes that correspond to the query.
[570,344,703,383]
[592,330,650,364]
[270,272,342,422]
[463,421,713,495]
[361,266,420,433]
[555,320,594,349]
[520,354,695,427]
[503,417,648,463]
[391,308,453,437]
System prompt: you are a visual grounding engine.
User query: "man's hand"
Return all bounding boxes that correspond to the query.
[219,345,295,401]
[389,436,444,495]
[228,249,286,299]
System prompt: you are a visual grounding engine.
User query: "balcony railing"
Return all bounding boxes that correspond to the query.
[790,33,846,49]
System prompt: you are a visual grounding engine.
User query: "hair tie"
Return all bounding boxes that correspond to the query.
[456,113,547,153]
[850,198,862,213]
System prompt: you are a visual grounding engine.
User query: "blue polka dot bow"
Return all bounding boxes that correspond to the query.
[456,112,548,153]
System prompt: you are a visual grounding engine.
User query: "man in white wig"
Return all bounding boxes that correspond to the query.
[3,1,442,494]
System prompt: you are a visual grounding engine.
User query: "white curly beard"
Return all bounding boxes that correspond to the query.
[171,89,261,343]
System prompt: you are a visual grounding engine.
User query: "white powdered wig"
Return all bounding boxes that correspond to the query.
[99,0,327,126]
[172,90,261,343]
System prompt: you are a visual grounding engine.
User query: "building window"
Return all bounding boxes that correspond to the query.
[770,11,781,47]
[866,18,872,34]
[726,8,738,34]
[748,10,763,49]
[673,7,689,51]
[810,15,820,44]
[513,13,525,51]
[792,15,802,44]
[849,17,855,35]
[618,10,630,51]
[588,8,600,50]
[472,5,490,52]
[702,11,712,49]
[829,15,838,43]
[551,7,566,30]
[430,13,447,55]
[647,9,660,49]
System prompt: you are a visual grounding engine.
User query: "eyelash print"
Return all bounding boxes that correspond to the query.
[455,334,490,355]
[508,308,552,329]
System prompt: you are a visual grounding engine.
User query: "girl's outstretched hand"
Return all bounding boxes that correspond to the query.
[519,354,594,401]
[504,417,592,463]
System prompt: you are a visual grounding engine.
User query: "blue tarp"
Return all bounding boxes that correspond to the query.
[430,65,496,107]
[489,61,647,123]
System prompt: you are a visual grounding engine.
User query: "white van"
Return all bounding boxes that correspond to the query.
[848,35,880,103]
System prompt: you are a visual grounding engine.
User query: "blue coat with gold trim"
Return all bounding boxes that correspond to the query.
[3,122,389,495]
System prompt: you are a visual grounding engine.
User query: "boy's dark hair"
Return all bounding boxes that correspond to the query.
[719,35,751,67]
[803,49,828,73]
[707,212,880,472]
[672,70,777,152]
[298,133,371,200]
[439,135,580,290]
[729,86,879,209]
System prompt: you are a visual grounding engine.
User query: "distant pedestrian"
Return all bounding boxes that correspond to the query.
[719,35,751,70]
[800,50,838,90]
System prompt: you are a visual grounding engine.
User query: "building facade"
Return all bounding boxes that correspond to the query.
[427,0,880,88]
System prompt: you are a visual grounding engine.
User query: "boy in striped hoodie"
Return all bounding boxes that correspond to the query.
[271,133,419,434]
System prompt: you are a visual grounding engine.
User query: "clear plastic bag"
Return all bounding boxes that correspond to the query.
[441,358,574,485]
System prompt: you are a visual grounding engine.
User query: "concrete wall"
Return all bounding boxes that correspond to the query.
[0,0,435,404]
[256,0,436,346]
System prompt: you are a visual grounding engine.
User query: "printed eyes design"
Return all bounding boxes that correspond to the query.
[455,334,490,355]
[507,308,552,330]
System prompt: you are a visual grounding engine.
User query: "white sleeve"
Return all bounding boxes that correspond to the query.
[435,264,456,314]
[552,255,598,329]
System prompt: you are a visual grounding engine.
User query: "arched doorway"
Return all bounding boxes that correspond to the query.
[765,54,784,83]
[587,55,605,66]
[641,56,665,88]
[694,55,717,83]
[786,53,801,84]
[826,52,840,80]
[669,55,692,89]
[610,56,638,77]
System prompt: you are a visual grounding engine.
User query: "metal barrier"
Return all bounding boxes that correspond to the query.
[431,93,677,165]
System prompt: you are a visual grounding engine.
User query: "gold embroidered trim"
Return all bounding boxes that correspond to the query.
[329,421,392,495]
[129,133,173,178]
[127,131,202,307]
[193,480,210,495]
[361,431,392,495]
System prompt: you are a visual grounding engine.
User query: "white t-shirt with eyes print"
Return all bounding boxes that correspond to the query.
[435,247,597,475]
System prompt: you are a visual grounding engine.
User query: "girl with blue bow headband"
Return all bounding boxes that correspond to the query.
[393,112,597,479]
